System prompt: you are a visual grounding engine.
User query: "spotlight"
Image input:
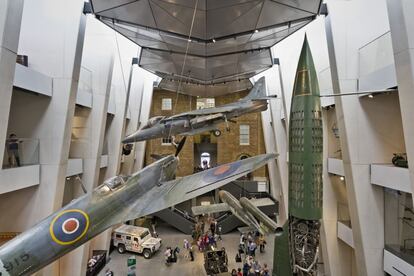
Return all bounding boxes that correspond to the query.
[254,29,259,33]
[212,38,216,43]
[187,39,192,42]
[66,177,71,180]
[368,94,374,98]
[340,176,345,181]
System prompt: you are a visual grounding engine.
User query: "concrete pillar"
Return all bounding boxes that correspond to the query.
[59,15,115,276]
[325,10,384,276]
[121,63,145,175]
[320,109,352,276]
[386,0,414,205]
[133,77,155,171]
[0,0,24,165]
[89,32,139,254]
[270,65,290,224]
[16,0,87,274]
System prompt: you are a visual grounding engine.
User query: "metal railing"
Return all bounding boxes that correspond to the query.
[3,138,39,169]
[358,31,394,78]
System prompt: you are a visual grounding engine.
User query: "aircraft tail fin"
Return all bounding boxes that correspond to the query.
[244,76,268,100]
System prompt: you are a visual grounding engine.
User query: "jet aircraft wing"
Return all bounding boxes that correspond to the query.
[191,203,230,216]
[125,153,277,221]
[168,105,238,119]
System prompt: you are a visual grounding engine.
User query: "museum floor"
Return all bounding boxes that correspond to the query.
[98,222,275,275]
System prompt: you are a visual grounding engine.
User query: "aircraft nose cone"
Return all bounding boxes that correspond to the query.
[122,132,140,144]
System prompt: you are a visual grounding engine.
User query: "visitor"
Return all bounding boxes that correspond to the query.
[248,241,257,257]
[202,159,210,170]
[217,225,222,240]
[164,247,172,264]
[247,267,256,276]
[6,133,21,167]
[253,260,261,275]
[243,261,250,276]
[237,267,243,276]
[261,263,270,276]
[231,269,238,276]
[189,245,194,261]
[183,239,190,258]
[258,235,266,253]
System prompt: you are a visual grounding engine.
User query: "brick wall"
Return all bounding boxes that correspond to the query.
[145,89,267,178]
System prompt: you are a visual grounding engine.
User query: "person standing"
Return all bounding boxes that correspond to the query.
[6,133,21,167]
[258,235,266,253]
[183,239,190,258]
[189,245,194,261]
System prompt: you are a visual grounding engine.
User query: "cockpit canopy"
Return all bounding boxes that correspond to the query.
[97,175,129,195]
[141,116,165,130]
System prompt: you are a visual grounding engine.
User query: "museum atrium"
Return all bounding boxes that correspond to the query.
[0,0,413,275]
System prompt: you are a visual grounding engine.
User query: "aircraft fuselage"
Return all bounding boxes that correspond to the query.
[0,156,177,276]
[123,99,268,143]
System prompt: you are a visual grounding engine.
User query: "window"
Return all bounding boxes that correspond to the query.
[240,125,250,145]
[116,234,122,239]
[162,137,172,145]
[126,236,131,240]
[196,98,215,109]
[140,230,150,240]
[162,98,172,110]
[134,238,139,242]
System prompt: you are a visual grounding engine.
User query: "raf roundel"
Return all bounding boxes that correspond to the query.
[203,161,242,182]
[49,209,89,245]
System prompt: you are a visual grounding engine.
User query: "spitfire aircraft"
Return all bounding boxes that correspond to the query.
[0,139,276,275]
[122,77,276,143]
[192,190,283,236]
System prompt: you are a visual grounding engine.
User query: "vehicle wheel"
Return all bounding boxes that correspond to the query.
[143,249,152,259]
[213,129,221,137]
[117,244,126,254]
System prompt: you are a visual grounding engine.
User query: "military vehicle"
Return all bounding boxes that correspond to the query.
[112,224,161,259]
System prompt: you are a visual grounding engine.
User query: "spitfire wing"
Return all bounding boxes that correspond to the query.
[192,203,230,216]
[126,153,277,221]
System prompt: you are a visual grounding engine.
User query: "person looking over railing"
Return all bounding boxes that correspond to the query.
[6,133,21,167]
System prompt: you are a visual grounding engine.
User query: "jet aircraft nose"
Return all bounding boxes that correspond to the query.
[122,131,142,144]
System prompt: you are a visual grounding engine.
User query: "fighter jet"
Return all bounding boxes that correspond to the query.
[122,77,276,143]
[0,141,276,276]
[192,190,282,236]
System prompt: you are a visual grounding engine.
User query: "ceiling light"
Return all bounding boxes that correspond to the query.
[212,38,216,43]
[368,94,374,98]
[340,176,345,181]
[187,39,192,42]
[254,29,259,33]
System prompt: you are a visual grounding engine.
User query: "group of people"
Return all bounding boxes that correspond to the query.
[239,231,267,257]
[192,216,221,252]
[164,246,180,264]
[231,231,269,275]
[231,256,270,276]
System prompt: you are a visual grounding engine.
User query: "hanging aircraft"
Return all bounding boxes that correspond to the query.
[0,139,277,276]
[192,190,283,236]
[122,76,276,143]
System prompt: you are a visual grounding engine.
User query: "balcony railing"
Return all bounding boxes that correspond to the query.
[358,31,397,91]
[3,138,39,169]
